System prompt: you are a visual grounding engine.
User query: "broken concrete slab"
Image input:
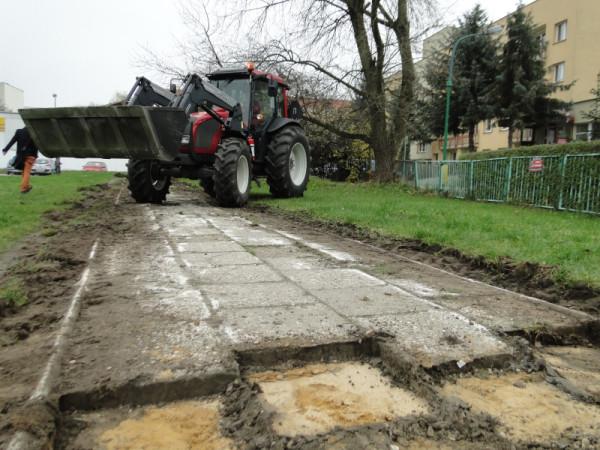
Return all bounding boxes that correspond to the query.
[218,303,359,346]
[429,293,593,334]
[248,244,319,260]
[176,240,246,253]
[286,268,386,291]
[203,281,316,309]
[311,285,432,317]
[194,264,284,285]
[355,309,510,368]
[181,251,262,269]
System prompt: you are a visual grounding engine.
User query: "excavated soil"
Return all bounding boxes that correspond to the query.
[64,399,233,450]
[540,346,600,399]
[440,372,600,445]
[247,204,600,315]
[248,362,429,437]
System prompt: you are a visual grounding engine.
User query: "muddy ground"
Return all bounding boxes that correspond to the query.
[0,180,127,446]
[1,179,599,450]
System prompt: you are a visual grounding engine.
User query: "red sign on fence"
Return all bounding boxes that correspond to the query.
[529,157,544,173]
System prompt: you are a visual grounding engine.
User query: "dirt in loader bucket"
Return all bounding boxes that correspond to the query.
[19,106,189,161]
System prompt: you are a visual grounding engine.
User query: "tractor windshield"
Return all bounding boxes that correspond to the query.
[209,78,251,125]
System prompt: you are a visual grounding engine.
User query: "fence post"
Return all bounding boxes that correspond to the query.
[414,161,419,189]
[469,160,474,199]
[505,157,513,202]
[558,154,568,210]
[412,161,419,189]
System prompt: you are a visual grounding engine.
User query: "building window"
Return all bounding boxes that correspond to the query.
[555,20,567,42]
[552,62,565,83]
[575,123,592,142]
[418,142,428,153]
[522,128,534,142]
[484,119,494,133]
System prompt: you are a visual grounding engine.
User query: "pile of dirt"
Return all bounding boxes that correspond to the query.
[250,205,600,315]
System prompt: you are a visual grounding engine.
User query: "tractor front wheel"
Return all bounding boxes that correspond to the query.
[214,138,252,207]
[265,126,310,198]
[127,159,171,204]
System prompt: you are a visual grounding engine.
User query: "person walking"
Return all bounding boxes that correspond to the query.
[2,127,38,194]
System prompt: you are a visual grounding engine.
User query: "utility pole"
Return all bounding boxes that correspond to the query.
[52,93,61,173]
[442,25,502,161]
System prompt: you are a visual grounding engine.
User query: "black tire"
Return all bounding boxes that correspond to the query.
[265,126,310,198]
[213,138,252,207]
[200,177,216,198]
[127,159,171,204]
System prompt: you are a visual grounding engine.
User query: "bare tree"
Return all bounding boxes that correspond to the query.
[137,0,438,182]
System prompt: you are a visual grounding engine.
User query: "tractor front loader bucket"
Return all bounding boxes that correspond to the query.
[19,106,188,161]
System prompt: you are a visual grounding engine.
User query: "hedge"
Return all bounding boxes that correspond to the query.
[460,140,600,161]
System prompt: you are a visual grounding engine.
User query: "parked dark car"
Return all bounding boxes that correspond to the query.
[6,156,21,175]
[82,161,107,172]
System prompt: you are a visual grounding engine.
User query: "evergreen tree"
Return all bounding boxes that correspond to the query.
[495,6,564,148]
[583,73,600,140]
[453,5,499,152]
[420,5,498,152]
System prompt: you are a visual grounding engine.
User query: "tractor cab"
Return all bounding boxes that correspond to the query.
[206,64,289,133]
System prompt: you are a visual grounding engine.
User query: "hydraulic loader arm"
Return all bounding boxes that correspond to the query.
[125,77,175,107]
[172,74,244,133]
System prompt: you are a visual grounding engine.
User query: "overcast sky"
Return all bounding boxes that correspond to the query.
[0,0,527,170]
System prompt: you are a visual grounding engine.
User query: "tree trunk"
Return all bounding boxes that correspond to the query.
[372,145,395,182]
[371,115,395,182]
[508,125,514,148]
[468,124,476,153]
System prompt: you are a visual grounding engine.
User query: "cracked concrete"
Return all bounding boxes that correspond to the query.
[55,187,595,410]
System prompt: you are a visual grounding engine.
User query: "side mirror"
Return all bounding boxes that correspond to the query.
[169,83,177,94]
[268,78,277,97]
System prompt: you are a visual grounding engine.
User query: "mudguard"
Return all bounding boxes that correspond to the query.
[267,117,302,134]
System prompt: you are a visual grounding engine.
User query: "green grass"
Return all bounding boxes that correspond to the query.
[0,171,114,253]
[252,178,600,287]
[0,277,27,308]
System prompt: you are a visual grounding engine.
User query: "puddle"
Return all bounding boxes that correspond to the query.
[440,372,600,444]
[69,400,233,450]
[248,362,429,437]
[541,346,600,398]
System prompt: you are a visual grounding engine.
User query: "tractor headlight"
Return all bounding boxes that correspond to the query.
[181,135,190,145]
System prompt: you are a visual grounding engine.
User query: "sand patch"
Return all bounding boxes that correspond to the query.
[248,362,429,437]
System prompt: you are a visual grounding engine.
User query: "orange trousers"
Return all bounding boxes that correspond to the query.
[20,156,36,193]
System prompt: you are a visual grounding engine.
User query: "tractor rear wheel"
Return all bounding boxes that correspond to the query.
[127,159,171,204]
[265,126,310,198]
[214,138,252,207]
[200,177,216,198]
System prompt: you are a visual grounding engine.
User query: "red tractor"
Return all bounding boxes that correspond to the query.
[20,64,310,207]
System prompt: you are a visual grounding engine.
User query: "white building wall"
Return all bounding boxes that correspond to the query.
[0,112,25,168]
[0,83,25,112]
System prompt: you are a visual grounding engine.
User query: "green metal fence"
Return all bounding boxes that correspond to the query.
[398,153,600,214]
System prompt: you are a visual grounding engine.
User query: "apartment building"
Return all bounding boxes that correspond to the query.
[411,0,600,160]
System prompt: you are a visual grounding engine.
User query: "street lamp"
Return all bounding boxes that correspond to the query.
[441,25,503,162]
[52,93,61,173]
